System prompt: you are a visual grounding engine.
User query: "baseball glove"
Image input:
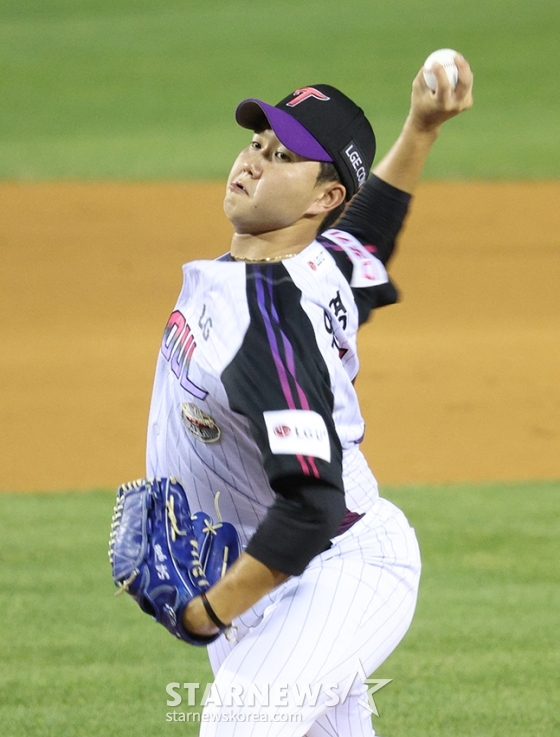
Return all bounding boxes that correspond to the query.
[108,477,241,645]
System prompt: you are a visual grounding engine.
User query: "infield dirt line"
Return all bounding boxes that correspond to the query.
[1,181,558,490]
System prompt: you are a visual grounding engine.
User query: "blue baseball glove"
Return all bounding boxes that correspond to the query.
[108,477,241,645]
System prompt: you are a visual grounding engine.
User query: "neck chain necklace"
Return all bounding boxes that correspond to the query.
[231,252,299,263]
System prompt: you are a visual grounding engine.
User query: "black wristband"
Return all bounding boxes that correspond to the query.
[200,592,230,631]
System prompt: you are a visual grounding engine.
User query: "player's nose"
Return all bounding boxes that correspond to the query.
[241,150,264,178]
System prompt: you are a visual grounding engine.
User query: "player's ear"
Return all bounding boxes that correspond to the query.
[307,181,346,217]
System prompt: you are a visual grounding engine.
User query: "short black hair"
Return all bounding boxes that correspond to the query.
[315,162,346,234]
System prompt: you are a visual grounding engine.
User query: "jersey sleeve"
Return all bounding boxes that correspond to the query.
[318,174,412,325]
[334,174,412,266]
[221,263,349,574]
[221,262,344,494]
[244,479,346,575]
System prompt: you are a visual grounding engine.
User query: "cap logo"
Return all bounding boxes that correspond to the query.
[287,87,331,107]
[343,142,367,187]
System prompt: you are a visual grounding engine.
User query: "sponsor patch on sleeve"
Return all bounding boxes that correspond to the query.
[324,229,389,288]
[263,410,331,462]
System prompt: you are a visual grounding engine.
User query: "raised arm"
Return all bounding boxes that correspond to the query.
[332,54,473,266]
[373,53,474,193]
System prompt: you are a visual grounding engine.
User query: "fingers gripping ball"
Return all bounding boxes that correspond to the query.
[423,48,459,91]
[108,477,241,645]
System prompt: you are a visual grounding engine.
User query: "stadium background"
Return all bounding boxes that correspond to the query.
[1,1,558,735]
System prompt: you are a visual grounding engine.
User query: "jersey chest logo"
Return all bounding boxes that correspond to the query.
[161,310,208,400]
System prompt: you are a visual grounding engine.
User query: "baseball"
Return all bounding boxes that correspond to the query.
[423,48,459,91]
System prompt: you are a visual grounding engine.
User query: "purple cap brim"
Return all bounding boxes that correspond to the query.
[235,99,333,163]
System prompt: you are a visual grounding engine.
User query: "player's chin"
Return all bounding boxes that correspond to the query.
[222,193,241,223]
[222,205,250,234]
[223,202,258,233]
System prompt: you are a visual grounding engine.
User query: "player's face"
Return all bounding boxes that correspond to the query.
[223,129,325,234]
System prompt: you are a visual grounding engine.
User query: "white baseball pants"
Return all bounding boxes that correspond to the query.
[202,497,421,737]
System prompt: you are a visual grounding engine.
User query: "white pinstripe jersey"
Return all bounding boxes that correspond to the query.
[146,229,393,546]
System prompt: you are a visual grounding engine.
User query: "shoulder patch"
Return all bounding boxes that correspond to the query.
[323,229,389,288]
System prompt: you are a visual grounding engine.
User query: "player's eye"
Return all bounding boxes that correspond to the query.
[275,150,291,162]
[250,140,262,150]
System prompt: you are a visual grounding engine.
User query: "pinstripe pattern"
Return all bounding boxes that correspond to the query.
[146,237,420,735]
[146,243,380,539]
[205,498,420,737]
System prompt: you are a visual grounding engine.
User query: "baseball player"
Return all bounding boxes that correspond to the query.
[146,57,473,735]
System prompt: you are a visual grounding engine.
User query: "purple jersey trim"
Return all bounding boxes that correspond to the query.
[253,267,320,478]
[336,510,365,536]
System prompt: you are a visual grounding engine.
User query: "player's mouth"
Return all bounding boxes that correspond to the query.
[230,180,249,195]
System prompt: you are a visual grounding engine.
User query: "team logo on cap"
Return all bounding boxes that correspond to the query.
[181,402,221,443]
[287,87,331,107]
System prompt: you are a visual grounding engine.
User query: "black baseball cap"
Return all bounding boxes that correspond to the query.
[235,84,376,201]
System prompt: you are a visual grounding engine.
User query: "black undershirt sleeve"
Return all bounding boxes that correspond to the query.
[335,174,412,266]
[245,478,346,576]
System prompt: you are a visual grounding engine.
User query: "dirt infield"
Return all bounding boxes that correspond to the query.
[1,181,559,491]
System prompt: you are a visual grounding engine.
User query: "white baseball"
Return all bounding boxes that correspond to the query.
[423,48,459,91]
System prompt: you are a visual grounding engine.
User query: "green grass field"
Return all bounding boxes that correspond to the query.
[1,482,558,737]
[1,0,559,179]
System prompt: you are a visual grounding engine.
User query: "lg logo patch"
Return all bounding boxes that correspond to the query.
[264,410,331,462]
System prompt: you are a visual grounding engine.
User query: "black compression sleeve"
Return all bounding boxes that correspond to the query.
[335,174,412,265]
[245,479,346,576]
